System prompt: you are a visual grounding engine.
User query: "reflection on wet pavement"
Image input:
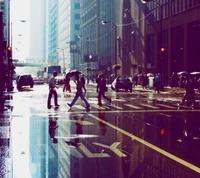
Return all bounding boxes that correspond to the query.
[8,85,200,177]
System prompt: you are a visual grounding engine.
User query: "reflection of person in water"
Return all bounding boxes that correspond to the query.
[65,115,84,147]
[49,115,58,144]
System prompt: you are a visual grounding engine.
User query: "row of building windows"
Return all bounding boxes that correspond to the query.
[146,0,200,24]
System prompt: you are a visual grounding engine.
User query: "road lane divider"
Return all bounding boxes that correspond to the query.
[88,113,200,173]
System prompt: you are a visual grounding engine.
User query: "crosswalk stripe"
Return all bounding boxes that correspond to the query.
[113,99,126,102]
[156,103,176,109]
[125,104,142,109]
[140,103,160,109]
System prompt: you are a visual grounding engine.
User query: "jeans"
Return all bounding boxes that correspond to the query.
[70,90,89,107]
[47,89,58,107]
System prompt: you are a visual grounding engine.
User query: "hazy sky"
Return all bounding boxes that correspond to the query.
[11,0,30,61]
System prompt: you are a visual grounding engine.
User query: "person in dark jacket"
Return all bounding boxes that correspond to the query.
[80,74,86,92]
[179,74,195,106]
[97,74,111,106]
[67,75,90,109]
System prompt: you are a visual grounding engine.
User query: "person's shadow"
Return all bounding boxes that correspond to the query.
[48,115,59,144]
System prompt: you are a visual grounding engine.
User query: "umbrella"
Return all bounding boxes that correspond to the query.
[112,64,121,70]
[137,74,143,77]
[65,70,82,77]
[177,71,188,76]
[147,73,154,77]
[98,73,105,78]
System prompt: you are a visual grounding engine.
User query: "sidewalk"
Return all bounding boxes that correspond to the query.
[0,92,13,178]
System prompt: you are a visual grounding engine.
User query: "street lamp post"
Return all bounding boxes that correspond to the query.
[101,21,117,66]
[7,19,26,91]
[57,48,65,73]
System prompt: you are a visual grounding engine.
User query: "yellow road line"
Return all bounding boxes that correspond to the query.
[89,114,200,173]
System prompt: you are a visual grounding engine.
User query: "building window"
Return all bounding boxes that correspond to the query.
[75,3,80,9]
[75,14,80,20]
[74,24,80,30]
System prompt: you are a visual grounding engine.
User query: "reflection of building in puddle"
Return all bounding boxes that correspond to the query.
[48,115,58,144]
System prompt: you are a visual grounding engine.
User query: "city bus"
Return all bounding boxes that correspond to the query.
[43,65,62,83]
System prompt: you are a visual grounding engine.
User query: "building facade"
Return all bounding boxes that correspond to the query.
[50,0,80,73]
[48,0,58,66]
[29,0,46,64]
[144,0,200,84]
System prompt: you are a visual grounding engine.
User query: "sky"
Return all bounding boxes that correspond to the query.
[11,0,30,62]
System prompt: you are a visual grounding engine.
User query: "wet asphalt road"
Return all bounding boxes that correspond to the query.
[9,83,200,178]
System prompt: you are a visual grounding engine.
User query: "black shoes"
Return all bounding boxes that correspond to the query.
[47,105,52,109]
[67,103,72,108]
[85,105,90,109]
[48,104,60,109]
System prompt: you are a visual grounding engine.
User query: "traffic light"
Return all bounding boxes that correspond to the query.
[7,46,12,60]
[160,47,165,60]
[160,128,165,135]
[7,46,12,51]
[160,47,165,52]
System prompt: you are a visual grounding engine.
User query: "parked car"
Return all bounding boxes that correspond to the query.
[16,75,34,90]
[33,76,44,85]
[56,75,65,85]
[111,77,132,92]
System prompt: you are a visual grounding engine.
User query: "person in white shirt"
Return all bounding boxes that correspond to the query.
[47,71,60,109]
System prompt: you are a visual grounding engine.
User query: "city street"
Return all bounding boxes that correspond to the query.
[7,83,200,177]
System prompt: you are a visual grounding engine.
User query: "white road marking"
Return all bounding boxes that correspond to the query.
[88,113,200,173]
[125,104,142,109]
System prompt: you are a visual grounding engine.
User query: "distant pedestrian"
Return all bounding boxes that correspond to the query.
[154,73,161,93]
[97,74,111,106]
[142,74,149,89]
[80,74,86,92]
[63,76,71,92]
[170,72,178,88]
[179,74,195,106]
[47,71,60,109]
[67,75,90,109]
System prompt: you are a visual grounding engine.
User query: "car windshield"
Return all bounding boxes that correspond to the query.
[118,78,130,82]
[21,75,31,79]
